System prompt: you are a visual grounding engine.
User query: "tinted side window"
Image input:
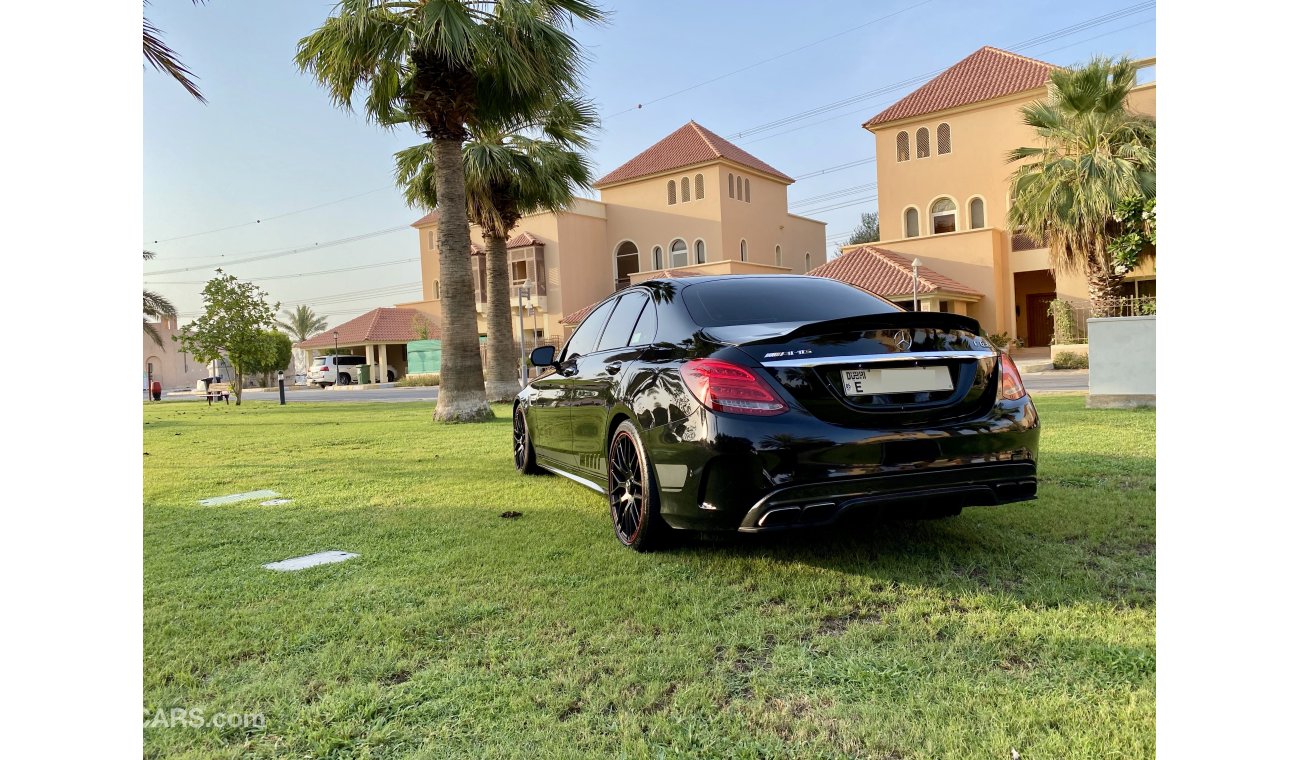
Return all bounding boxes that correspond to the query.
[682,278,898,327]
[596,291,649,352]
[563,299,617,360]
[629,299,657,346]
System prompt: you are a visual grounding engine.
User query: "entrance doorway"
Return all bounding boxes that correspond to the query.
[1025,293,1055,347]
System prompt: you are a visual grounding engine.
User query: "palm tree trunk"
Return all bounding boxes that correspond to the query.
[484,233,522,401]
[431,138,493,423]
[1086,245,1126,315]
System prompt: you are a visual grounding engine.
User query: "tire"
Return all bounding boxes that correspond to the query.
[607,420,667,552]
[513,406,543,474]
[338,373,352,386]
[387,369,397,382]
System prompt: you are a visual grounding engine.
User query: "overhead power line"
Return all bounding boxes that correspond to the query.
[146,185,394,245]
[144,225,410,276]
[144,257,420,286]
[792,158,876,181]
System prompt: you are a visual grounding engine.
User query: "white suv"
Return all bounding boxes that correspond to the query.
[308,355,367,387]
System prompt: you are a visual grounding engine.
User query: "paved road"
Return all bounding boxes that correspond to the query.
[160,369,1087,404]
[1023,369,1088,392]
[162,385,441,403]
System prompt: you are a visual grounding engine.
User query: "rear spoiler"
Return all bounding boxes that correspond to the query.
[737,311,983,346]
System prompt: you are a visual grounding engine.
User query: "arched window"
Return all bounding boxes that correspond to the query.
[434,280,440,299]
[937,123,951,154]
[728,173,735,198]
[916,127,930,159]
[695,174,705,199]
[615,241,639,289]
[804,253,811,272]
[744,178,751,202]
[775,245,782,267]
[904,207,920,238]
[681,176,690,202]
[931,197,957,234]
[969,197,985,229]
[739,239,748,262]
[667,181,676,205]
[669,238,688,268]
[694,239,706,264]
[896,131,910,162]
[652,246,663,270]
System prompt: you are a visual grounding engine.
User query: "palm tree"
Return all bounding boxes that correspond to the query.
[395,98,596,401]
[144,1,207,103]
[295,0,603,423]
[276,305,329,343]
[1006,56,1155,310]
[143,251,177,347]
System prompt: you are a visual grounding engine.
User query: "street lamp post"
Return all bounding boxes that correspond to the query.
[517,286,530,387]
[911,258,921,311]
[277,369,286,405]
[332,330,339,386]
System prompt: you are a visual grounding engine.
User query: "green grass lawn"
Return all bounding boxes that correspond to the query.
[143,395,1154,759]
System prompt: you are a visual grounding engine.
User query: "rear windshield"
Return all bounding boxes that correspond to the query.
[682,277,898,327]
[312,357,328,365]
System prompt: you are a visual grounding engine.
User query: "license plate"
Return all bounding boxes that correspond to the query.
[841,366,953,396]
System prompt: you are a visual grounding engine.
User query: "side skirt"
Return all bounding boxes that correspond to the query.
[537,459,607,494]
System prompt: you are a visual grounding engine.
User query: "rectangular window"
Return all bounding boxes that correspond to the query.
[511,259,528,284]
[933,214,956,235]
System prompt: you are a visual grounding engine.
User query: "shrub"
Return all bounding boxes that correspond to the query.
[1053,351,1089,369]
[982,331,1022,350]
[396,373,440,387]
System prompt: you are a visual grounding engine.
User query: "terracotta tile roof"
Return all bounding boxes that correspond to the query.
[411,210,439,227]
[560,301,600,326]
[864,47,1057,128]
[506,231,543,248]
[297,308,441,348]
[594,121,795,187]
[809,246,982,299]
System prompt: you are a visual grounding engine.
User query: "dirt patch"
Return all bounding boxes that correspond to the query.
[814,601,895,637]
[557,699,582,721]
[380,670,411,686]
[500,511,523,519]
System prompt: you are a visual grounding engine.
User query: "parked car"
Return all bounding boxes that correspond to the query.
[513,275,1039,550]
[308,355,366,387]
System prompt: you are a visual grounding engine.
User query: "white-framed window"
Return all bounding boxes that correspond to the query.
[904,207,920,238]
[775,245,782,267]
[937,123,951,154]
[739,239,748,262]
[681,176,691,202]
[695,174,705,199]
[728,173,735,198]
[931,197,957,234]
[667,181,676,205]
[615,240,639,288]
[652,246,663,270]
[669,239,688,268]
[969,197,985,229]
[896,131,910,162]
[694,239,706,264]
[916,127,930,159]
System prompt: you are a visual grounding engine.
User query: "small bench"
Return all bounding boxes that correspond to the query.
[197,382,231,405]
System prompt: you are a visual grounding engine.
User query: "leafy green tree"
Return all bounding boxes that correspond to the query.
[144,1,207,103]
[1107,196,1156,275]
[296,0,603,423]
[246,330,294,387]
[1006,56,1155,309]
[275,305,329,343]
[848,211,880,244]
[143,251,177,348]
[395,97,596,401]
[176,271,279,404]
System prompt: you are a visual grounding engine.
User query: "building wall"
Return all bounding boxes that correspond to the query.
[865,228,1010,333]
[143,316,219,391]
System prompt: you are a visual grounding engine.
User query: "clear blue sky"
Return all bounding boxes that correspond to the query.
[144,0,1155,324]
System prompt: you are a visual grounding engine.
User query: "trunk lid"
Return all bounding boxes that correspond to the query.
[724,312,999,426]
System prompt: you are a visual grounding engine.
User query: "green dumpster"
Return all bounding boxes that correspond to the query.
[357,364,371,384]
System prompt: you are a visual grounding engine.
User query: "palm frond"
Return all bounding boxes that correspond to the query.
[143,16,206,103]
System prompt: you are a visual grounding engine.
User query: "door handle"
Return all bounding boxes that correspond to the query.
[561,365,578,377]
[605,361,622,375]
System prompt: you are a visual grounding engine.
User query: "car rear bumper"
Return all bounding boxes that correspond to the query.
[646,396,1039,532]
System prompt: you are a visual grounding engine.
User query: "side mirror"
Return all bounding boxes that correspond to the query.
[530,345,557,367]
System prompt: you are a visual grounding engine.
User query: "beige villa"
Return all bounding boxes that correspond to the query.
[830,46,1156,346]
[398,121,828,340]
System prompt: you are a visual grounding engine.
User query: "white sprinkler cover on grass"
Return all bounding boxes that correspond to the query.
[198,490,280,506]
[262,551,358,572]
[260,499,292,506]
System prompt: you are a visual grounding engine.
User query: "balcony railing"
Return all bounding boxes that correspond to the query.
[1011,233,1043,252]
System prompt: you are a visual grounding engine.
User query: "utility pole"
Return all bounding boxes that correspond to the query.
[911,258,921,311]
[517,285,530,387]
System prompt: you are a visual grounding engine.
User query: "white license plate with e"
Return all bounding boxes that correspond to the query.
[841,366,953,396]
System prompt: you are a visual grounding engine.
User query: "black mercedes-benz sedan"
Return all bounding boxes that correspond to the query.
[513,275,1039,551]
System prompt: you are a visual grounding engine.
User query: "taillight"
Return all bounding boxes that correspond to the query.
[679,359,788,416]
[999,352,1027,400]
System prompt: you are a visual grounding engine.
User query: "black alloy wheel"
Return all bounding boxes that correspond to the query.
[513,406,541,474]
[608,420,663,551]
